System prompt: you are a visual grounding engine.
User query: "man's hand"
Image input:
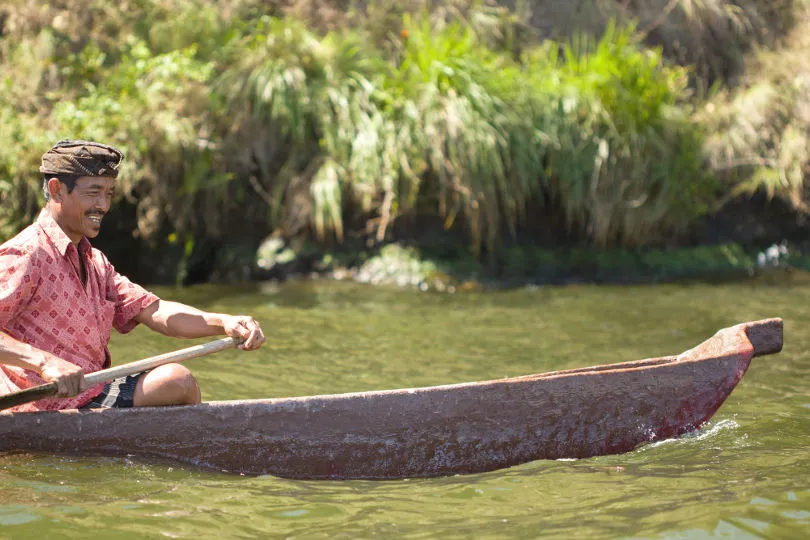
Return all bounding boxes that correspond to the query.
[222,315,265,350]
[38,353,86,397]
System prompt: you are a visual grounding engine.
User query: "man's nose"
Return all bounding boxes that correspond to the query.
[96,194,111,212]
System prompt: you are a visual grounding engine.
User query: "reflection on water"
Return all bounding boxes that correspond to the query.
[2,279,809,538]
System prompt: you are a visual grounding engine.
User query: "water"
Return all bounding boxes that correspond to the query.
[1,279,809,539]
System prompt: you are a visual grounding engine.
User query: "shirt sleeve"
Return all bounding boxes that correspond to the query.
[101,253,160,334]
[0,244,40,329]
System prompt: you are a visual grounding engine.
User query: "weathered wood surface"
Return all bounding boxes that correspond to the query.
[0,318,783,479]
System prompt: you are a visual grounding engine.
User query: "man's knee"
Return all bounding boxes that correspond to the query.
[135,363,201,406]
[159,363,200,403]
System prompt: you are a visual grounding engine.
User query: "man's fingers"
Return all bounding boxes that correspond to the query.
[241,327,256,349]
[254,334,266,349]
[234,324,249,348]
[39,354,86,397]
[234,317,262,349]
[63,378,75,397]
[71,374,86,396]
[55,373,85,397]
[55,377,70,397]
[227,316,264,350]
[248,327,262,349]
[237,318,253,337]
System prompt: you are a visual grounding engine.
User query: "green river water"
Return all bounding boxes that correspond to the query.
[1,278,809,539]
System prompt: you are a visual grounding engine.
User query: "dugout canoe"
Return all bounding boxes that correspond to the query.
[0,318,783,480]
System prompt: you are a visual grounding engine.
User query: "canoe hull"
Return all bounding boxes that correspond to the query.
[0,319,783,479]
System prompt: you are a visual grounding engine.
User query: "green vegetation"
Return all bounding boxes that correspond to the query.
[0,0,807,285]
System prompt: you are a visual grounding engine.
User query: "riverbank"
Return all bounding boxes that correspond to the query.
[221,189,810,290]
[252,237,810,292]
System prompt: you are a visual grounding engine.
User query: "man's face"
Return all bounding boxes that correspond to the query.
[49,176,116,244]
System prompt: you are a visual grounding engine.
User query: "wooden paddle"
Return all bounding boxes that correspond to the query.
[0,336,241,412]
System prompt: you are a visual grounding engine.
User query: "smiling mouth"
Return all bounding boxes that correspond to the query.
[87,214,104,225]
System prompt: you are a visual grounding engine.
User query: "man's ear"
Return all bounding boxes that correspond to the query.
[46,177,63,202]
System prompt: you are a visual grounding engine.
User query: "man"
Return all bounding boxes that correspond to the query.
[0,139,265,413]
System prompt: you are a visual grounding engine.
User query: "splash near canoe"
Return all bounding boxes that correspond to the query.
[0,318,783,479]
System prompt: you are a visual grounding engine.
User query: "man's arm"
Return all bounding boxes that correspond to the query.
[134,300,265,350]
[0,331,86,396]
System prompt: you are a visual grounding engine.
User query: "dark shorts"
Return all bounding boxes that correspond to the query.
[80,372,146,409]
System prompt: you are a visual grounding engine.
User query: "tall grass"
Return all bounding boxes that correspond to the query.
[218,13,710,254]
[382,14,543,255]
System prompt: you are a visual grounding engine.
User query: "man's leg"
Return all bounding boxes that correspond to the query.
[132,363,201,407]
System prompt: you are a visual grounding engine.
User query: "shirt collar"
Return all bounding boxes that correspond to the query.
[36,209,92,257]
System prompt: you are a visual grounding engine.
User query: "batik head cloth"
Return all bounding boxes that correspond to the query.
[40,139,124,178]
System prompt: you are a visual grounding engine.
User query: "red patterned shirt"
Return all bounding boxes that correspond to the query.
[0,210,159,412]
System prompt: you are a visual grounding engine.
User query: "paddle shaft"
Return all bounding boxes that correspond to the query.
[0,337,241,411]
